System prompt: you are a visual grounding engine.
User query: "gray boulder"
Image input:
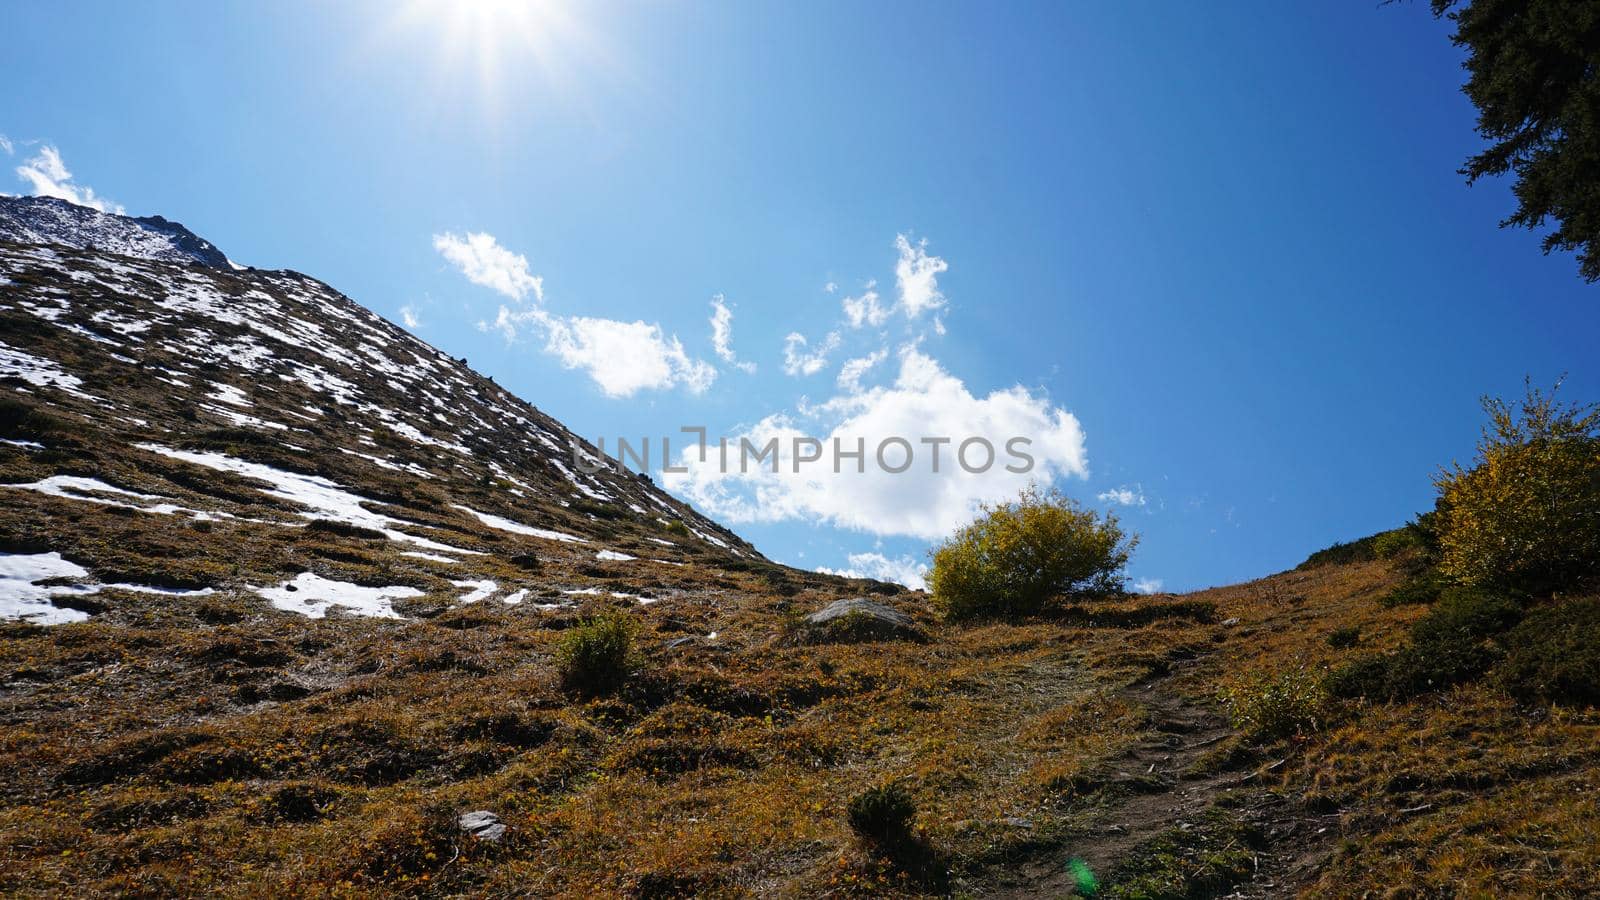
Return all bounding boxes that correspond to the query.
[459,810,507,842]
[800,598,924,643]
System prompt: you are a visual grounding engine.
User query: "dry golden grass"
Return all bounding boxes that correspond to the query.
[3,412,1597,897]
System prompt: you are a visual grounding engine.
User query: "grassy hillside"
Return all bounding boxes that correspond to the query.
[4,541,1594,897]
[2,220,1594,897]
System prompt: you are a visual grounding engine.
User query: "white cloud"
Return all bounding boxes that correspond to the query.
[15,146,121,213]
[1098,485,1146,507]
[894,234,947,317]
[663,346,1088,540]
[842,282,890,329]
[709,295,756,374]
[782,330,841,376]
[433,231,543,302]
[824,281,838,294]
[837,348,888,394]
[481,305,714,397]
[399,305,421,330]
[440,231,714,398]
[0,134,13,156]
[817,552,928,591]
[1132,578,1164,594]
[542,313,715,398]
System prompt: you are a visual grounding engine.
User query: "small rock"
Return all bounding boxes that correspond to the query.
[458,810,507,842]
[1220,617,1241,626]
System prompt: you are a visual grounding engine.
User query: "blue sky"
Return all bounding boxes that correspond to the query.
[4,1,1597,592]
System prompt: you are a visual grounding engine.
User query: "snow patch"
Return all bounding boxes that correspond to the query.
[140,445,479,555]
[453,579,499,604]
[451,504,586,543]
[254,572,422,620]
[0,342,93,399]
[0,552,213,625]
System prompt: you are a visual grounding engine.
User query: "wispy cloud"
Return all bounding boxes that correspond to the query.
[836,348,888,394]
[0,134,13,156]
[782,330,841,376]
[842,282,889,329]
[1098,485,1146,507]
[399,305,422,330]
[709,295,756,374]
[1133,577,1164,594]
[14,145,121,213]
[894,234,947,317]
[433,231,543,302]
[817,552,929,590]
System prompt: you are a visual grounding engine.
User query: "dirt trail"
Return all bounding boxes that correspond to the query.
[983,656,1344,898]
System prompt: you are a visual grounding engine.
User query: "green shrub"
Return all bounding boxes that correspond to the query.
[1379,570,1447,608]
[1218,666,1329,740]
[556,612,636,696]
[846,783,917,850]
[662,519,691,537]
[1497,597,1600,707]
[1298,534,1380,570]
[1372,528,1420,560]
[1410,587,1523,653]
[929,486,1136,621]
[1328,588,1523,702]
[1326,626,1361,649]
[1324,654,1394,701]
[1434,382,1600,592]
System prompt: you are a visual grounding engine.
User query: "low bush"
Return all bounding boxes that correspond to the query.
[1323,655,1393,702]
[930,486,1136,621]
[1326,625,1361,649]
[1328,588,1523,702]
[846,782,918,850]
[1372,528,1421,560]
[1409,587,1523,654]
[556,612,636,696]
[1297,534,1380,570]
[1218,666,1329,740]
[1379,570,1446,608]
[1497,597,1600,707]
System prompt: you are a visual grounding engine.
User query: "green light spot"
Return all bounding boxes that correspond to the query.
[1069,857,1098,895]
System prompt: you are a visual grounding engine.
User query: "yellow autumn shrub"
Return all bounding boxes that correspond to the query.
[1434,382,1600,591]
[930,486,1136,621]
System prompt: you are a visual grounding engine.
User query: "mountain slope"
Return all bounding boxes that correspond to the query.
[2,200,1594,899]
[0,196,758,625]
[0,196,233,269]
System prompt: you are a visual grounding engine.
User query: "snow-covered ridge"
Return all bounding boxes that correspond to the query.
[0,200,754,557]
[0,195,232,268]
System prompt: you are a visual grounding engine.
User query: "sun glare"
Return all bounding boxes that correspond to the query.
[384,0,603,115]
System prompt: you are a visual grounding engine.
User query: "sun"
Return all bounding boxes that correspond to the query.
[383,0,602,114]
